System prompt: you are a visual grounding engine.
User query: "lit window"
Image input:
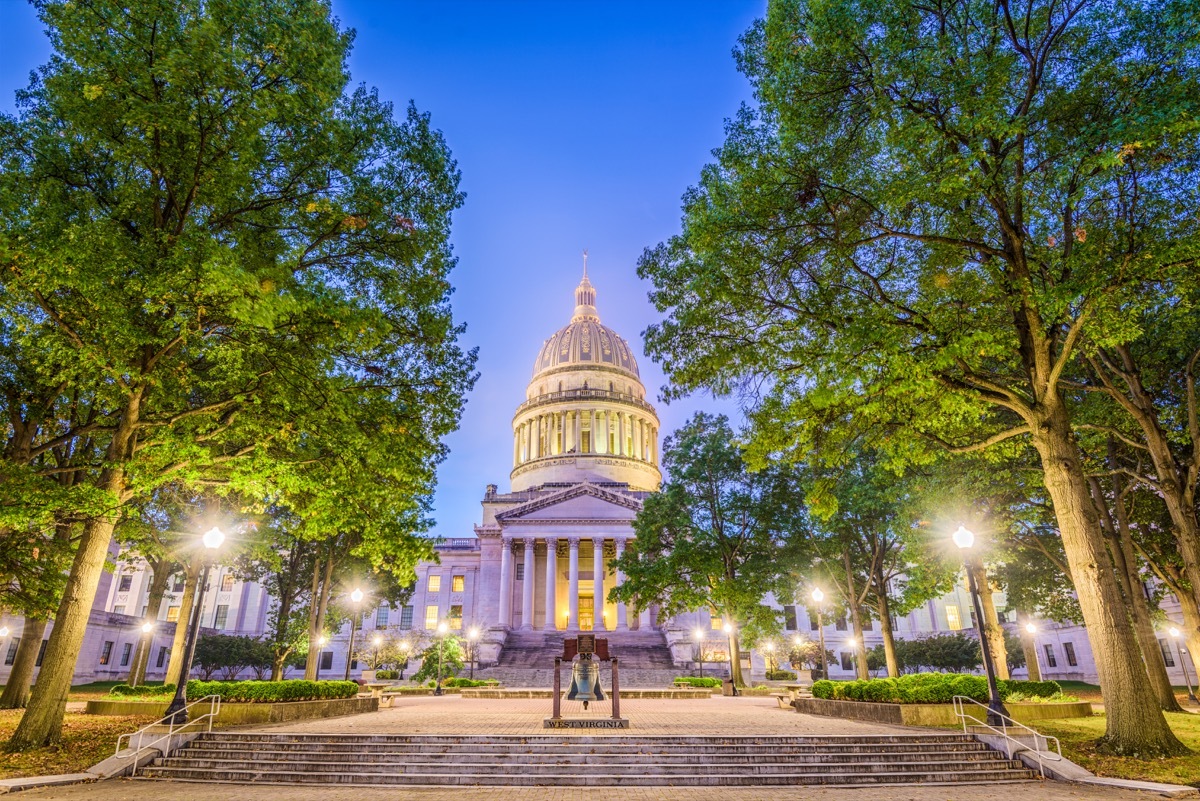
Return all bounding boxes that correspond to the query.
[450,605,463,629]
[99,641,114,665]
[166,606,181,623]
[945,605,962,631]
[1064,642,1078,667]
[711,615,723,631]
[427,575,441,593]
[425,605,439,629]
[452,575,465,593]
[213,605,229,629]
[221,574,235,592]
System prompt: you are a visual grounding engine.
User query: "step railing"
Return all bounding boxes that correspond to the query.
[116,694,221,776]
[952,695,1061,777]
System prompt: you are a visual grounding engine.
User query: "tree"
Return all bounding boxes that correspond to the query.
[410,634,464,685]
[638,0,1196,754]
[611,413,808,687]
[2,0,474,750]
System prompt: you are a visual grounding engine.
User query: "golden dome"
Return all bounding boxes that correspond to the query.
[531,269,640,379]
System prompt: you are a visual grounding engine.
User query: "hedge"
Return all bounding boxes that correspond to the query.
[375,670,399,680]
[441,677,500,687]
[185,679,360,703]
[109,683,175,697]
[766,669,798,681]
[674,676,722,688]
[810,673,1062,704]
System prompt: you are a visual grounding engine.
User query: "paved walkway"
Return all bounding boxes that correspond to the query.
[253,694,916,736]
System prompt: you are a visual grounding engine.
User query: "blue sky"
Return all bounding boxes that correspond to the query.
[0,1,758,538]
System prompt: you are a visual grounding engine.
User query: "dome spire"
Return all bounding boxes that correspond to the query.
[573,249,598,321]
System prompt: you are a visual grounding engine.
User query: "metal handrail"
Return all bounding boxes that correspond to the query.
[115,694,221,776]
[952,695,1062,777]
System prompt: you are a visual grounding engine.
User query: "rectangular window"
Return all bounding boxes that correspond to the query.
[118,574,133,592]
[320,651,333,670]
[399,606,413,629]
[213,604,229,629]
[425,605,439,630]
[515,564,524,581]
[810,615,819,631]
[1043,644,1058,668]
[112,605,125,616]
[784,606,797,631]
[835,616,847,632]
[1064,641,1078,667]
[172,575,185,592]
[840,651,853,670]
[945,605,962,631]
[35,639,47,667]
[427,575,441,593]
[449,605,463,629]
[157,646,168,668]
[376,606,389,628]
[140,604,148,618]
[220,574,235,592]
[4,638,19,665]
[712,615,724,630]
[120,642,133,667]
[1160,639,1176,667]
[166,606,181,623]
[99,641,114,665]
[452,575,465,593]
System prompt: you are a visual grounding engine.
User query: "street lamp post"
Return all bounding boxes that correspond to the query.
[1168,627,1199,704]
[434,621,449,695]
[811,588,829,680]
[722,621,739,696]
[316,636,327,680]
[1025,622,1041,679]
[130,621,154,687]
[467,627,479,680]
[693,628,705,679]
[398,641,410,680]
[372,634,383,672]
[765,641,777,676]
[953,525,1008,725]
[344,588,364,681]
[164,526,225,724]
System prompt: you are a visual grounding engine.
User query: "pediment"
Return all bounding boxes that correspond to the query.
[496,482,642,523]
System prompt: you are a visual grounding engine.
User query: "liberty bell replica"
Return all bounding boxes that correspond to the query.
[567,653,605,709]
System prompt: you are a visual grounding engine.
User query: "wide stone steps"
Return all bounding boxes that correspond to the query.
[140,733,1039,786]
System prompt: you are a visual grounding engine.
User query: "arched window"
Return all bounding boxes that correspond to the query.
[558,381,563,393]
[609,381,614,392]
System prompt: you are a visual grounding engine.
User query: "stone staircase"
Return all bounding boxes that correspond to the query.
[480,629,683,688]
[140,732,1039,786]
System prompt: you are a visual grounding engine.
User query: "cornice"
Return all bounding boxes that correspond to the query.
[495,481,644,522]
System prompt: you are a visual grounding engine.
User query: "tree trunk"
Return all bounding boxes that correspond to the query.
[729,633,745,687]
[1031,406,1185,756]
[303,557,324,680]
[164,561,201,688]
[843,550,869,679]
[0,619,48,710]
[304,551,335,680]
[128,559,172,687]
[871,564,900,678]
[7,515,119,749]
[1018,616,1041,681]
[970,562,1009,680]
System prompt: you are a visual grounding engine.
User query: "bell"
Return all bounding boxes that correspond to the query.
[567,654,605,709]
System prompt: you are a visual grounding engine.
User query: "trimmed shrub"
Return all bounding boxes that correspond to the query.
[375,670,399,680]
[998,679,1062,699]
[109,683,175,697]
[765,669,798,681]
[186,679,359,703]
[811,679,836,699]
[673,676,722,688]
[811,672,1037,704]
[441,677,500,688]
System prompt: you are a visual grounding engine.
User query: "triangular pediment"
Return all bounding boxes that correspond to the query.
[496,482,642,523]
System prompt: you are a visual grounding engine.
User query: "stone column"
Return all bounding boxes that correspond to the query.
[513,427,520,465]
[498,538,513,627]
[565,412,575,454]
[521,537,536,630]
[593,410,604,454]
[568,538,580,630]
[617,412,626,456]
[634,418,643,461]
[544,537,558,630]
[615,539,628,630]
[593,538,606,631]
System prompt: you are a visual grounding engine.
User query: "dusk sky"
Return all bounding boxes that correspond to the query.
[0,1,758,540]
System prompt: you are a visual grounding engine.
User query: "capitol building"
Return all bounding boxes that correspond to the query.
[0,265,1165,687]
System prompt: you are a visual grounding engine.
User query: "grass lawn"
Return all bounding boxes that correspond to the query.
[1037,711,1200,787]
[0,710,155,779]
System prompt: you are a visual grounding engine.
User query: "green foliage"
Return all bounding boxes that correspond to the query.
[765,669,797,681]
[374,670,399,680]
[192,635,273,681]
[409,634,464,684]
[185,679,358,703]
[612,412,810,686]
[674,676,722,688]
[812,673,1062,704]
[890,633,983,674]
[108,683,175,697]
[440,677,499,688]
